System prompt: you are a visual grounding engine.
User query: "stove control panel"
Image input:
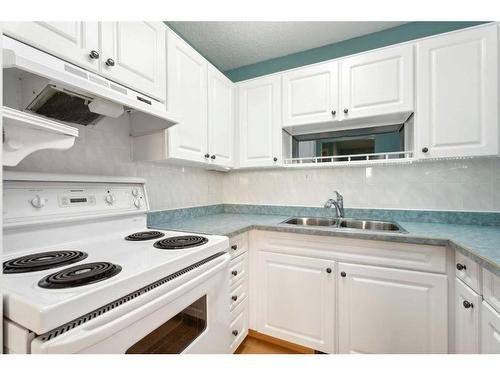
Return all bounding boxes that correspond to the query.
[3,179,148,226]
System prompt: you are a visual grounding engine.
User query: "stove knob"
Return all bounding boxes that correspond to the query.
[30,195,47,209]
[134,199,143,208]
[105,194,115,205]
[131,187,139,197]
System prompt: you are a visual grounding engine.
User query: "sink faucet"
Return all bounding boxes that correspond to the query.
[324,191,344,218]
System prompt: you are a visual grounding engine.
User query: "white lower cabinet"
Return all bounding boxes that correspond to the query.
[229,234,250,353]
[250,231,450,354]
[483,268,500,314]
[230,296,249,353]
[480,301,500,353]
[454,278,481,353]
[337,262,448,353]
[256,251,335,353]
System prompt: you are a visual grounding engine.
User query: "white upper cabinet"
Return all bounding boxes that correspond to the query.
[133,29,234,169]
[256,251,335,353]
[238,75,282,168]
[2,22,100,71]
[166,29,208,164]
[417,25,498,158]
[454,278,481,354]
[3,22,167,100]
[282,62,339,127]
[337,262,447,354]
[208,65,234,168]
[100,22,166,101]
[340,44,414,121]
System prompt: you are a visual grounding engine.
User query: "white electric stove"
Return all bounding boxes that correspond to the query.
[2,171,231,354]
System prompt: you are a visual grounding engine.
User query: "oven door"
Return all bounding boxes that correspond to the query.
[30,253,231,354]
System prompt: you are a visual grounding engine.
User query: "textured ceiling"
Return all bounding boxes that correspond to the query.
[167,22,408,71]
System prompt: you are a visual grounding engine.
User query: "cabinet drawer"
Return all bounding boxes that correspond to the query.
[483,268,500,314]
[454,278,481,354]
[230,278,248,311]
[455,251,482,294]
[230,252,248,286]
[229,232,248,259]
[230,297,248,353]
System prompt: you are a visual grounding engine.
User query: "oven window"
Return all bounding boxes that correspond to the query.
[126,295,207,354]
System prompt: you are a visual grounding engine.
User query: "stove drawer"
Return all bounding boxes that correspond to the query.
[230,278,248,311]
[230,252,248,286]
[230,296,248,353]
[229,232,248,259]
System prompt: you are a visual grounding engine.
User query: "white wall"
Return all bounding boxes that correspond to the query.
[7,115,225,211]
[222,158,500,212]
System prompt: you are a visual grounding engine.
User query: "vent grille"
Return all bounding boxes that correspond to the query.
[38,252,226,342]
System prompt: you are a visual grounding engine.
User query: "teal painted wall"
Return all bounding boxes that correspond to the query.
[224,21,489,82]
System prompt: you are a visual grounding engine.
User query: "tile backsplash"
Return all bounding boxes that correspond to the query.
[7,114,500,212]
[7,115,225,211]
[222,158,500,212]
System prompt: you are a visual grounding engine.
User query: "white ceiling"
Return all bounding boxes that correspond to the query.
[168,22,408,72]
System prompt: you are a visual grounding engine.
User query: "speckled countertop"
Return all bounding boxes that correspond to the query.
[150,213,500,277]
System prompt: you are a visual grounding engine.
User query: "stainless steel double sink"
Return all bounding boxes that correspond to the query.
[281,217,407,233]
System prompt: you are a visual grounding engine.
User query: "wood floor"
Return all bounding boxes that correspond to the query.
[235,330,314,354]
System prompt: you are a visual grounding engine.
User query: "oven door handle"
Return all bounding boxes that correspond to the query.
[31,253,230,353]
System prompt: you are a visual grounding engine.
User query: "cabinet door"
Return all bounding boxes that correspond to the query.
[417,26,498,158]
[455,278,481,353]
[483,268,500,314]
[338,262,447,353]
[3,22,99,71]
[257,251,335,353]
[166,30,208,163]
[100,22,166,100]
[208,65,234,168]
[282,62,339,127]
[238,76,282,168]
[340,44,413,120]
[481,301,500,353]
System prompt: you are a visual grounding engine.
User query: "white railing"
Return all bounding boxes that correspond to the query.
[283,151,414,167]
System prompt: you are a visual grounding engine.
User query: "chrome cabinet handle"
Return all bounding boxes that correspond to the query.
[422,147,429,153]
[211,155,216,160]
[331,110,336,116]
[326,268,332,274]
[106,58,115,67]
[340,271,347,277]
[204,153,210,158]
[232,330,239,336]
[231,244,238,251]
[231,270,238,276]
[89,50,100,59]
[343,108,349,114]
[231,295,238,301]
[273,157,278,162]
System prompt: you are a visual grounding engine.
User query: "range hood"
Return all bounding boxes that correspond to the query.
[2,36,179,134]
